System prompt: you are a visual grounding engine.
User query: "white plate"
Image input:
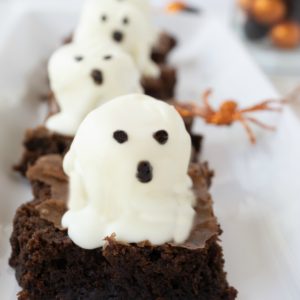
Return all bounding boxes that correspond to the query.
[1,5,300,300]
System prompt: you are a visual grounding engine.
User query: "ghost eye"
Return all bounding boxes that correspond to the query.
[113,130,128,144]
[101,14,108,22]
[153,130,168,145]
[75,56,83,62]
[123,17,129,25]
[103,55,112,60]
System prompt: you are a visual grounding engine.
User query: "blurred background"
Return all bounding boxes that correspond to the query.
[0,0,299,98]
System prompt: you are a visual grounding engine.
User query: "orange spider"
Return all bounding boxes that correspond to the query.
[166,1,199,13]
[175,89,284,144]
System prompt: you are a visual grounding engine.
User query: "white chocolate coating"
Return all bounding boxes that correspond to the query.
[46,43,143,136]
[62,94,196,249]
[74,0,160,78]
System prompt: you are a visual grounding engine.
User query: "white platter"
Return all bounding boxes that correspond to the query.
[0,3,300,300]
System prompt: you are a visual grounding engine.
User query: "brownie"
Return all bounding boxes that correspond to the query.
[143,33,177,99]
[10,155,236,300]
[142,32,177,99]
[14,126,73,176]
[142,65,177,100]
[151,32,177,64]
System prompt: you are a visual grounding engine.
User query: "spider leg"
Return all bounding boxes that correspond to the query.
[246,106,282,113]
[202,89,215,114]
[174,102,207,119]
[240,99,283,113]
[238,117,257,144]
[245,116,276,131]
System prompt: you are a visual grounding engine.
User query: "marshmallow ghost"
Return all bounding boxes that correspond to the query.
[74,0,160,78]
[62,94,196,250]
[46,43,143,136]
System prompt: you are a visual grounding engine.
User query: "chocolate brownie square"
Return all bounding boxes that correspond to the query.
[142,65,177,100]
[141,33,177,100]
[10,155,236,300]
[14,126,73,176]
[151,32,177,64]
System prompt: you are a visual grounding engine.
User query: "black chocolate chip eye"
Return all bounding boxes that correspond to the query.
[101,14,108,22]
[123,17,129,25]
[103,55,112,60]
[113,130,128,144]
[153,130,169,145]
[75,56,83,62]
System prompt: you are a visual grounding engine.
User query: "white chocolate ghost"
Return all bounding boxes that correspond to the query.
[62,94,196,250]
[46,43,143,136]
[74,0,160,78]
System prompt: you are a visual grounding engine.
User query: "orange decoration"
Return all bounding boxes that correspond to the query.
[166,1,187,13]
[252,0,286,25]
[271,21,300,49]
[175,90,283,144]
[166,1,199,13]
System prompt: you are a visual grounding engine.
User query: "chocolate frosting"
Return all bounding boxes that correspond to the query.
[27,155,218,250]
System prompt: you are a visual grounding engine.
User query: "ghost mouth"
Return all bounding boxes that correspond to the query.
[112,30,124,43]
[136,161,153,183]
[91,69,104,85]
